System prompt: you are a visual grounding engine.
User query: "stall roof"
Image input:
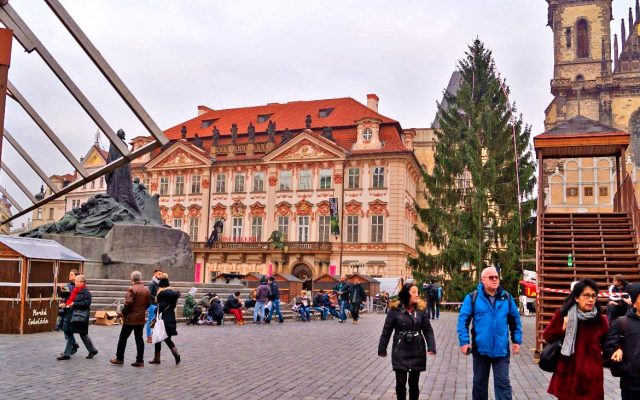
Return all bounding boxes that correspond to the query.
[0,236,86,261]
[275,274,303,282]
[347,274,380,283]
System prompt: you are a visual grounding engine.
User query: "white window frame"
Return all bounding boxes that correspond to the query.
[279,171,292,191]
[232,217,243,238]
[191,175,201,194]
[348,167,360,189]
[278,216,289,240]
[298,216,310,242]
[215,174,226,193]
[173,218,182,229]
[318,215,330,242]
[175,175,185,195]
[319,169,332,189]
[251,216,263,241]
[253,172,265,192]
[346,215,359,243]
[371,214,384,243]
[159,177,169,195]
[372,166,385,188]
[234,173,245,193]
[189,217,199,239]
[298,170,312,190]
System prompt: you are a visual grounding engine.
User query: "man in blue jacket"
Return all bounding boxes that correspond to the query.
[457,266,522,400]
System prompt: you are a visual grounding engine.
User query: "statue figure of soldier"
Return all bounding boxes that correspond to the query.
[248,122,256,143]
[231,123,238,145]
[212,126,220,147]
[193,133,203,149]
[281,128,292,143]
[181,125,187,139]
[305,114,312,129]
[206,218,225,248]
[267,120,276,143]
[322,126,334,141]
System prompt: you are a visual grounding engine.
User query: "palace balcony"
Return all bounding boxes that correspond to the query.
[192,241,333,254]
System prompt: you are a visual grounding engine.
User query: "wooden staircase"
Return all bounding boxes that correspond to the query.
[535,211,640,351]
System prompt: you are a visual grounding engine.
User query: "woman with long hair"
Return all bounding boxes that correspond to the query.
[378,283,436,400]
[543,278,609,400]
[149,274,181,365]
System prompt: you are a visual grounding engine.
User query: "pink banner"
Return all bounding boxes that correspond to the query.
[329,265,336,275]
[268,262,273,276]
[194,262,201,283]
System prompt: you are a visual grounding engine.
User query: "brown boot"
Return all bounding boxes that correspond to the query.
[170,346,181,365]
[148,352,161,364]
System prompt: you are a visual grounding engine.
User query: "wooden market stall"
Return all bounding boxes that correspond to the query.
[244,272,266,290]
[312,274,340,297]
[0,235,85,334]
[347,274,380,298]
[272,273,302,303]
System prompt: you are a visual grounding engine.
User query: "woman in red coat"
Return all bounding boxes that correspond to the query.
[543,278,609,400]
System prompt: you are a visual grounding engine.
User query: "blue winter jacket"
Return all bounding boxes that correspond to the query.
[456,283,522,358]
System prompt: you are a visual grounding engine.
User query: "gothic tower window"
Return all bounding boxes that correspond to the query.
[577,19,589,58]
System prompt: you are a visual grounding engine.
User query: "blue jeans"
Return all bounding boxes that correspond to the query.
[266,299,284,322]
[326,306,340,319]
[472,353,512,400]
[339,299,349,321]
[64,332,96,357]
[254,301,266,323]
[145,304,157,337]
[312,306,328,320]
[298,306,311,321]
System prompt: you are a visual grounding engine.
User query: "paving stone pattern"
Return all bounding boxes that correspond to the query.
[0,312,621,399]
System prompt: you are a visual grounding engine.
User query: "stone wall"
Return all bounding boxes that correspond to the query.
[44,224,194,281]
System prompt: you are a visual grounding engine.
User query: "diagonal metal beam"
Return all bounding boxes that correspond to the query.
[0,185,23,213]
[0,4,130,156]
[45,0,168,146]
[3,128,58,193]
[1,161,37,203]
[7,81,88,178]
[0,139,161,225]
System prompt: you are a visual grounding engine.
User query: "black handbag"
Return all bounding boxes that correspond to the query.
[70,309,88,324]
[539,339,563,372]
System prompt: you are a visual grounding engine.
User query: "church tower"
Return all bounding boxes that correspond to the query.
[545,0,614,128]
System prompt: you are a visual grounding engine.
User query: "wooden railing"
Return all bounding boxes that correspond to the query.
[192,241,332,252]
[614,174,640,248]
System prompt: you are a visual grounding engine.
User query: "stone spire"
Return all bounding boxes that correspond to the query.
[622,18,627,48]
[601,36,608,75]
[637,0,640,24]
[630,8,634,36]
[614,34,619,71]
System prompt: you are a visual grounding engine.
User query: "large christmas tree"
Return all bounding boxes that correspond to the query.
[409,39,536,300]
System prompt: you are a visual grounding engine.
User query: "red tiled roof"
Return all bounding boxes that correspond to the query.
[164,97,397,140]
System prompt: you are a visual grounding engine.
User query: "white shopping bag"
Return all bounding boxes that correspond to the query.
[151,312,168,344]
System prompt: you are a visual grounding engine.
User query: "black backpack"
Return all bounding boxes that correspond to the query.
[429,285,439,301]
[605,316,630,378]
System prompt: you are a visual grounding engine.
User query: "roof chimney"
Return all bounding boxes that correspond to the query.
[366,94,379,113]
[197,105,212,116]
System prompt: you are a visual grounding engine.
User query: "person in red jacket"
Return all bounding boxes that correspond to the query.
[543,278,609,400]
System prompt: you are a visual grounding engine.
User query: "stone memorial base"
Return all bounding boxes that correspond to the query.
[43,224,194,281]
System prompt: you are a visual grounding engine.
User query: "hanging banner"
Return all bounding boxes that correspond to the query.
[194,262,202,283]
[329,265,337,275]
[329,197,340,236]
[268,262,273,276]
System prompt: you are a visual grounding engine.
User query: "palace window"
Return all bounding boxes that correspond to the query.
[232,217,243,238]
[278,216,289,241]
[188,175,200,194]
[251,217,263,241]
[48,208,54,220]
[279,171,292,191]
[173,218,182,229]
[234,173,245,192]
[599,186,609,197]
[253,172,265,192]
[175,176,185,195]
[371,215,384,243]
[215,174,226,193]
[566,187,578,197]
[159,177,169,195]
[257,114,273,123]
[298,170,312,190]
[346,216,359,243]
[584,186,594,197]
[319,169,332,189]
[318,108,334,118]
[372,166,385,188]
[363,128,373,141]
[91,180,95,189]
[201,119,215,128]
[189,217,199,240]
[298,216,310,242]
[318,215,330,242]
[36,208,43,220]
[100,177,104,188]
[577,19,589,58]
[347,167,360,189]
[143,178,149,191]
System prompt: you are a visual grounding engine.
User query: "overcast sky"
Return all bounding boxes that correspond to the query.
[1,0,636,226]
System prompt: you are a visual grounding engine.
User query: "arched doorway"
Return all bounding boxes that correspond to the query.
[291,263,313,291]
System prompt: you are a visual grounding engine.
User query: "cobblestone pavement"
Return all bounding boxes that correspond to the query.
[0,312,621,399]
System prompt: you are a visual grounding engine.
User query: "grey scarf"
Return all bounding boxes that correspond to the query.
[561,304,598,357]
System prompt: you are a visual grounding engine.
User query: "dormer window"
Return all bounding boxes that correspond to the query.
[318,108,334,118]
[363,128,373,141]
[257,114,273,123]
[201,119,217,128]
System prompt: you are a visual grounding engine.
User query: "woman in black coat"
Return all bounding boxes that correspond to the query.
[378,283,436,400]
[57,275,98,360]
[149,275,181,365]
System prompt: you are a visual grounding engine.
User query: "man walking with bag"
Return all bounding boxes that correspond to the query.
[111,271,151,367]
[457,267,522,400]
[145,269,162,343]
[265,276,284,324]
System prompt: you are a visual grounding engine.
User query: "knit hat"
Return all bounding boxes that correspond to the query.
[159,277,170,288]
[628,283,640,305]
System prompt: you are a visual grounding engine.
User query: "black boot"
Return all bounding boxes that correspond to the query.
[148,352,161,364]
[170,347,181,365]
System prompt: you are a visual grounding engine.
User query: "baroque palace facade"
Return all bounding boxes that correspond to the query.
[33,95,423,282]
[543,0,640,211]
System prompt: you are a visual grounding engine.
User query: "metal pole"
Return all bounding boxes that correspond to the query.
[0,27,12,166]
